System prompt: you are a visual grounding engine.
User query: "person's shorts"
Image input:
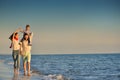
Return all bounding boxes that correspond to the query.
[22,52,31,63]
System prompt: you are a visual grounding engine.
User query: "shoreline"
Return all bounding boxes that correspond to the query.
[0,60,43,80]
[0,60,66,80]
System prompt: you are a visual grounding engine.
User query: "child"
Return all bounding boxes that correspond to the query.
[11,30,20,74]
[20,25,33,46]
[20,33,32,76]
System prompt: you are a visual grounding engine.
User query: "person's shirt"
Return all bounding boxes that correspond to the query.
[21,40,31,53]
[12,38,20,50]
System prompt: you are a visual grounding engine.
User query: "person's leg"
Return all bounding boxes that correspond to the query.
[12,51,17,74]
[23,62,27,76]
[13,50,20,74]
[23,56,27,76]
[17,52,20,74]
[27,53,31,76]
[27,62,31,76]
[20,37,24,42]
[30,32,33,44]
[28,37,32,46]
[28,37,30,44]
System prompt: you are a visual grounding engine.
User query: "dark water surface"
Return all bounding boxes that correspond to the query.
[0,54,120,80]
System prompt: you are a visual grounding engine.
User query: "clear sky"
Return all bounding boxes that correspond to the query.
[0,0,120,54]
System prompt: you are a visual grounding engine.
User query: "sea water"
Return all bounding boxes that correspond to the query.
[0,54,120,80]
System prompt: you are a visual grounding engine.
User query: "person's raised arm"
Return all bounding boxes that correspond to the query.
[12,29,20,41]
[18,27,24,33]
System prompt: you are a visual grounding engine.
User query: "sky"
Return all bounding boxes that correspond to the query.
[0,0,120,54]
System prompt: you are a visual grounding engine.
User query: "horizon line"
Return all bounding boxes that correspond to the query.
[0,52,120,55]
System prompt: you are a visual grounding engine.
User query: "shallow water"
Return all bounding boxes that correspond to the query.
[0,54,120,80]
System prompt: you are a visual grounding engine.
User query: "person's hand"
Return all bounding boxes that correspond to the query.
[18,27,23,32]
[15,28,21,32]
[19,42,22,45]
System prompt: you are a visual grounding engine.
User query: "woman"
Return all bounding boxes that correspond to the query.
[11,30,20,74]
[20,33,32,76]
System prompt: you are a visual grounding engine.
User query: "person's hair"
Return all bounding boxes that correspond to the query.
[23,33,29,40]
[26,24,30,28]
[15,32,18,36]
[9,32,18,40]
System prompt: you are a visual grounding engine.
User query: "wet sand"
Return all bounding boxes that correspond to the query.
[0,59,66,80]
[0,61,42,80]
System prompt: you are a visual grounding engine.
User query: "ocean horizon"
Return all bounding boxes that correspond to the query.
[0,53,120,55]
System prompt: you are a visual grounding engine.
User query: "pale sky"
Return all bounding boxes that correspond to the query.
[0,0,120,54]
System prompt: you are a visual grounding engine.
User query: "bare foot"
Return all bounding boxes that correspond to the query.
[14,69,17,75]
[17,71,19,75]
[27,72,31,76]
[24,72,27,76]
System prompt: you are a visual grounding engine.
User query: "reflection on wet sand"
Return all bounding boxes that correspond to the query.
[12,74,31,80]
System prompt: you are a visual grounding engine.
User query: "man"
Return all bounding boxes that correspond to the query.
[20,24,33,76]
